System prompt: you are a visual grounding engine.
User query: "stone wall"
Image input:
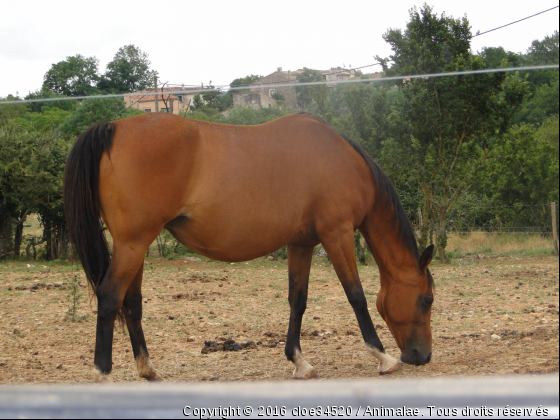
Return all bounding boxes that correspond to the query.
[232,92,276,109]
[250,70,299,109]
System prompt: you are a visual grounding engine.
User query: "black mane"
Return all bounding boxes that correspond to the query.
[342,136,420,260]
[298,113,419,260]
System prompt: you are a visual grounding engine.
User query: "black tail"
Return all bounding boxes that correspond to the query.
[63,123,115,292]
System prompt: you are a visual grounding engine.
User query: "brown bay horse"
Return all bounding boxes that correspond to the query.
[63,112,435,381]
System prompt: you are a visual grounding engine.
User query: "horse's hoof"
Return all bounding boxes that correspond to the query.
[378,361,400,375]
[93,370,113,383]
[293,367,319,380]
[145,373,164,382]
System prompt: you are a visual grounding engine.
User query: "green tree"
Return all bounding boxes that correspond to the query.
[230,75,263,92]
[222,105,290,125]
[202,83,232,112]
[478,47,523,68]
[514,72,559,124]
[42,55,101,96]
[536,114,560,155]
[0,121,22,257]
[24,88,77,113]
[183,105,224,122]
[375,6,471,76]
[376,5,528,261]
[0,96,27,123]
[296,68,324,110]
[16,107,71,133]
[340,84,392,154]
[0,122,71,259]
[512,32,560,125]
[59,98,142,136]
[100,45,158,93]
[525,30,559,65]
[271,91,285,101]
[481,122,559,228]
[522,32,559,96]
[31,133,72,260]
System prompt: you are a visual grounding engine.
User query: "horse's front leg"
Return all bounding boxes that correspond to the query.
[321,228,399,375]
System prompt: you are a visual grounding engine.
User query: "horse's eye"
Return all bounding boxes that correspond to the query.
[424,296,434,306]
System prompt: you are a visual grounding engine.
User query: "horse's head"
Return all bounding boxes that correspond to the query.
[376,245,435,366]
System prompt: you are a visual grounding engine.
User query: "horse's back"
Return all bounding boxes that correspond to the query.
[100,113,374,259]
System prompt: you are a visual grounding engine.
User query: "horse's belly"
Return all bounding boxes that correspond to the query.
[164,211,306,262]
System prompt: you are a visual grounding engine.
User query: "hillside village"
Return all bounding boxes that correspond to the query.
[124,67,383,115]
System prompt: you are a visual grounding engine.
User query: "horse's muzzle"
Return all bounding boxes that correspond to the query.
[401,349,432,366]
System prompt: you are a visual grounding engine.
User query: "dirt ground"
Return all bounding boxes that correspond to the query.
[0,253,558,384]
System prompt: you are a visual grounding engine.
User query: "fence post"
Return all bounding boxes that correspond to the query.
[552,202,559,256]
[154,76,159,113]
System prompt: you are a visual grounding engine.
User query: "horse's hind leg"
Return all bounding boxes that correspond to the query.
[93,242,147,381]
[285,244,318,379]
[122,260,162,381]
[321,227,399,375]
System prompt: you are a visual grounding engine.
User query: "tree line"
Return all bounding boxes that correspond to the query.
[0,5,558,262]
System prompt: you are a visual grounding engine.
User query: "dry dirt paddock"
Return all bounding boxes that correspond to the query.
[0,253,558,384]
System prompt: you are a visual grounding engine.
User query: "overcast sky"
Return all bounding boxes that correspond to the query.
[1,0,558,98]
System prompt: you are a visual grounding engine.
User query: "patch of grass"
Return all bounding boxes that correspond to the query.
[500,248,557,257]
[446,251,462,260]
[65,274,87,323]
[309,295,324,304]
[447,232,555,257]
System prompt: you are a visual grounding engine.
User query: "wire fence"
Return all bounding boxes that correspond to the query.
[413,203,558,236]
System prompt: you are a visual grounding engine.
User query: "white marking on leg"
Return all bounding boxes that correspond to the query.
[366,345,400,375]
[136,349,162,381]
[292,349,318,379]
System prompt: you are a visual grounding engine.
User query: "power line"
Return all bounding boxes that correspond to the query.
[1,64,558,106]
[472,6,559,38]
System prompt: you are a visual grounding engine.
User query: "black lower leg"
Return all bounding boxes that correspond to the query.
[346,288,385,352]
[285,286,307,362]
[94,293,121,375]
[123,291,148,360]
[284,244,313,363]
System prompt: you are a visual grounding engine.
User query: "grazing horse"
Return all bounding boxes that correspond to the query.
[63,112,435,381]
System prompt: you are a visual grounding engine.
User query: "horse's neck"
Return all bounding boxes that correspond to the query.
[361,209,418,281]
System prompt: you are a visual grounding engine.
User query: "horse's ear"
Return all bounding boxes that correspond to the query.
[419,245,435,272]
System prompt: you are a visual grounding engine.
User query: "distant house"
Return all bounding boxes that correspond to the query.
[233,66,367,110]
[232,91,277,109]
[233,68,297,110]
[323,67,355,85]
[247,67,302,109]
[124,87,201,115]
